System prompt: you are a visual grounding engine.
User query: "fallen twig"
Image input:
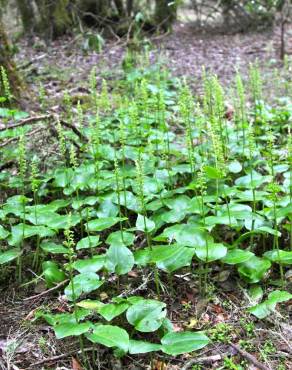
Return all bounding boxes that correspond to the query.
[0,114,88,143]
[29,347,95,367]
[23,279,69,301]
[182,353,228,370]
[0,114,52,132]
[118,272,152,298]
[229,343,269,370]
[0,127,44,148]
[59,119,88,142]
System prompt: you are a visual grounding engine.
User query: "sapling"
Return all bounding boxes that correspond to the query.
[0,66,12,102]
[77,100,84,128]
[212,76,228,156]
[266,182,284,288]
[18,134,27,281]
[114,158,124,243]
[63,90,73,124]
[249,62,263,122]
[56,117,66,160]
[119,108,128,212]
[197,164,210,295]
[288,130,292,250]
[179,82,195,177]
[63,219,87,365]
[100,79,110,113]
[157,90,172,189]
[89,66,98,112]
[70,144,84,238]
[236,71,247,158]
[247,122,257,246]
[38,82,47,111]
[135,154,160,295]
[31,159,41,268]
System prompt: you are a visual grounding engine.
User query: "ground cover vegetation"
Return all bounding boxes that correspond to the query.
[0,0,292,369]
[1,52,291,369]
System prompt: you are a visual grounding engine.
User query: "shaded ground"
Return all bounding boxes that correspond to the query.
[17,21,292,109]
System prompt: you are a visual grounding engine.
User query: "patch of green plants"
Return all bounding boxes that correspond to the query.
[0,55,292,362]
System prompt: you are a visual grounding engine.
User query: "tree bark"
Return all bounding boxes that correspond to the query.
[155,0,177,31]
[15,0,35,35]
[0,19,24,103]
[35,0,74,41]
[113,0,126,17]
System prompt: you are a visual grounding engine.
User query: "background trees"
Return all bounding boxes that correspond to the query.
[0,18,23,102]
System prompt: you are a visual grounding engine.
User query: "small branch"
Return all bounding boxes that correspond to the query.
[23,279,69,301]
[182,353,228,370]
[118,272,152,298]
[59,119,88,142]
[29,347,95,367]
[0,127,44,148]
[229,343,269,370]
[0,114,52,132]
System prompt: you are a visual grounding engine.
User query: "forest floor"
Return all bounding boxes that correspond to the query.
[0,22,292,370]
[17,21,292,111]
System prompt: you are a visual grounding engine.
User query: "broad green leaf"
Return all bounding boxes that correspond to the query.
[112,191,139,212]
[235,171,271,188]
[106,245,134,275]
[249,290,292,319]
[42,261,66,287]
[99,303,129,321]
[264,250,292,265]
[195,243,227,263]
[134,248,152,266]
[126,300,166,332]
[248,285,263,304]
[204,166,223,179]
[77,300,104,310]
[151,244,195,272]
[222,249,254,265]
[0,225,9,239]
[73,255,105,273]
[160,209,186,223]
[40,241,68,254]
[175,225,211,248]
[161,331,209,355]
[0,249,21,264]
[76,236,100,250]
[136,214,155,232]
[205,215,237,227]
[186,197,208,215]
[53,167,74,188]
[86,325,129,352]
[8,224,55,246]
[129,340,162,354]
[228,160,242,174]
[54,321,92,339]
[96,198,119,217]
[106,231,134,247]
[87,217,125,232]
[164,196,191,211]
[64,272,103,301]
[238,256,271,283]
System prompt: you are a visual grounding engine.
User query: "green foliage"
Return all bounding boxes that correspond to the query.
[0,57,291,361]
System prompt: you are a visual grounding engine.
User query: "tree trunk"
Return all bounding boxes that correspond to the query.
[113,0,126,17]
[155,0,177,31]
[16,0,35,35]
[0,19,24,103]
[127,0,134,16]
[35,0,74,41]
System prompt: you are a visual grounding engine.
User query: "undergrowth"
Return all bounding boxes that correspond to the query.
[0,53,291,368]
